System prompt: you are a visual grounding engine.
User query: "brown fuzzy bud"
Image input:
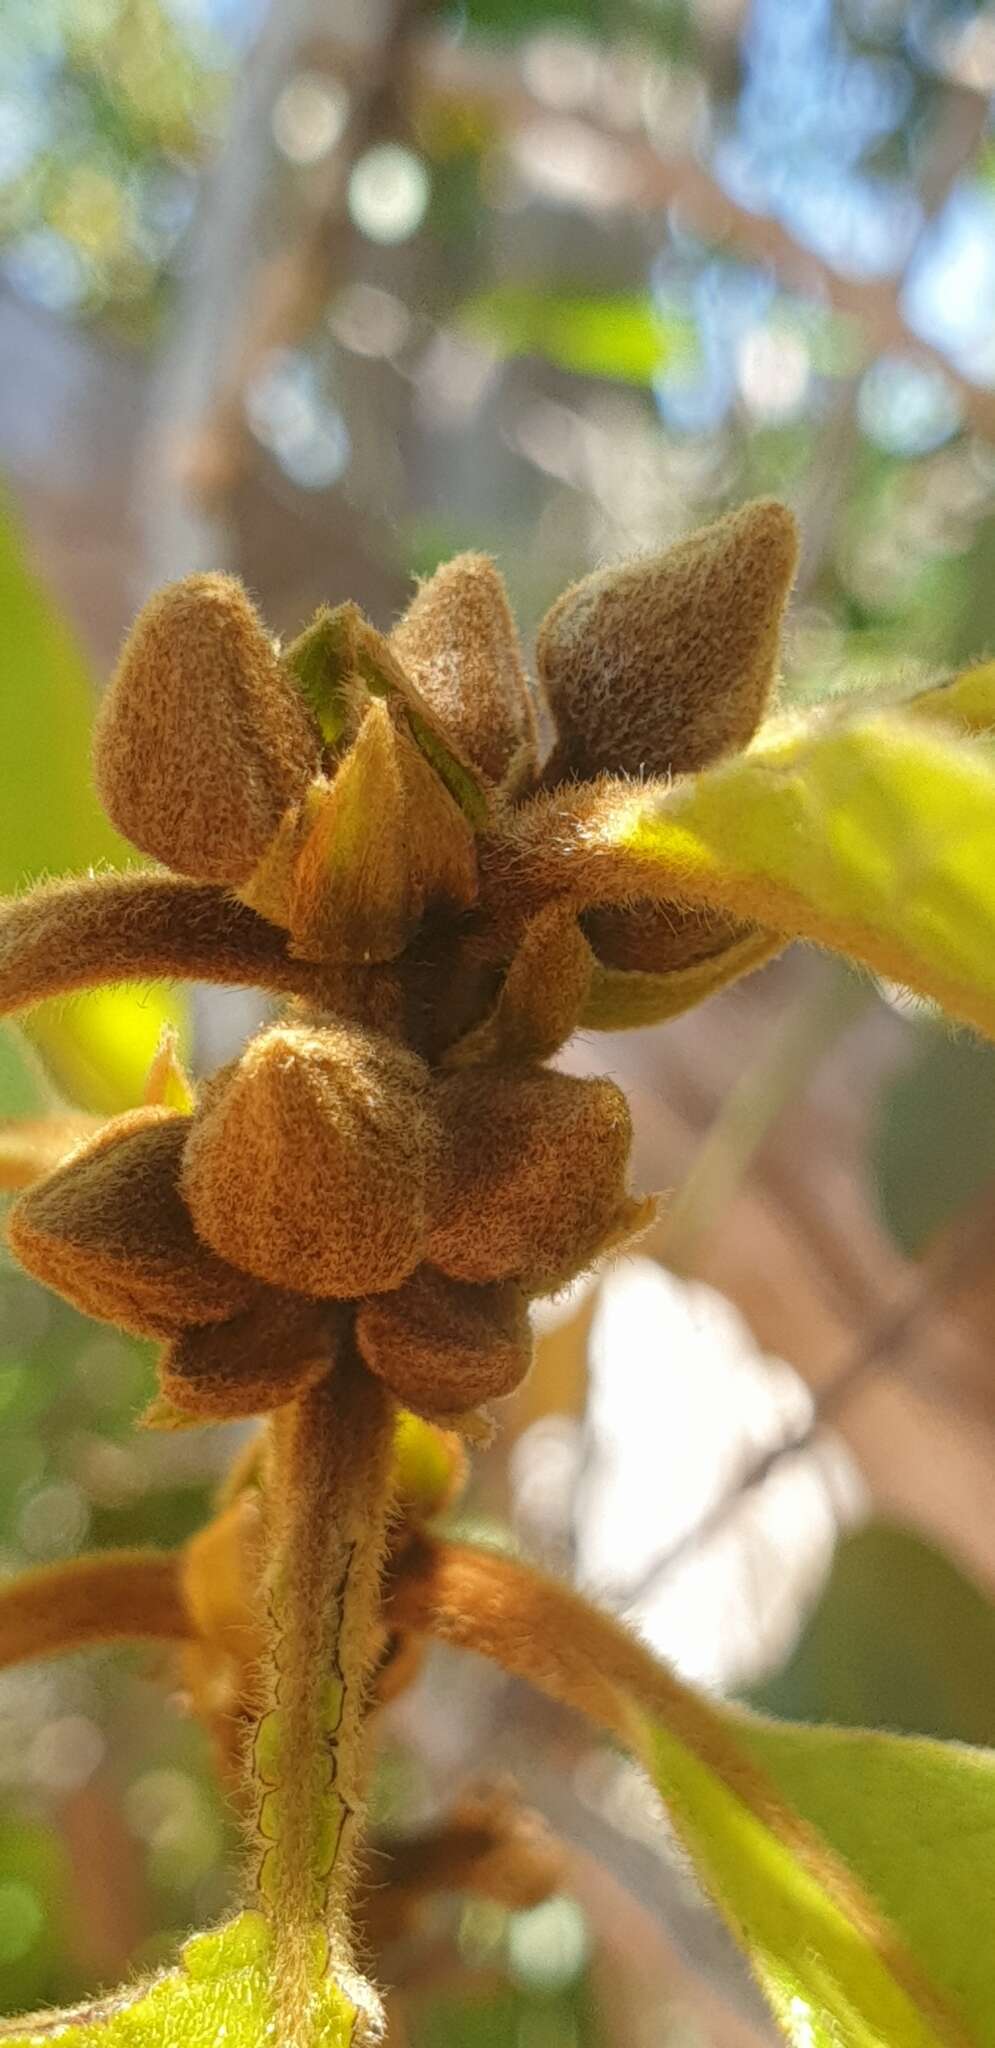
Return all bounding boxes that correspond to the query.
[158,1290,342,1422]
[7,1108,253,1337]
[428,1069,636,1292]
[94,574,320,882]
[392,555,538,792]
[582,897,752,974]
[181,1022,439,1298]
[445,904,593,1066]
[537,498,798,780]
[356,1264,532,1418]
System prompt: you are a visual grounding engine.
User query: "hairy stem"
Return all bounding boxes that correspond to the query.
[251,1351,394,2038]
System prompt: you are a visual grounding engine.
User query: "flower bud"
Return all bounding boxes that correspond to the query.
[537,498,798,781]
[181,1023,440,1298]
[392,555,538,792]
[94,574,320,882]
[391,1411,466,1521]
[7,1108,253,1337]
[582,898,751,974]
[356,1264,532,1418]
[159,1290,341,1422]
[428,1069,636,1293]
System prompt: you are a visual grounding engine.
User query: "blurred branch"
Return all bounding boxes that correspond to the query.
[406,34,995,443]
[160,15,995,565]
[143,0,319,583]
[623,1185,995,1605]
[658,967,872,1276]
[165,0,436,536]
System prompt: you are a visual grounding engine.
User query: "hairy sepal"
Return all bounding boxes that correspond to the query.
[252,704,478,964]
[8,1107,252,1337]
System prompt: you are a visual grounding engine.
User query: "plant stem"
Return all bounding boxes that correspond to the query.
[250,1348,394,2038]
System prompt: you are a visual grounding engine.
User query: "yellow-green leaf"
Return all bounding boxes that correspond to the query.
[909,660,995,738]
[0,496,187,1110]
[396,1541,993,2048]
[533,712,995,1041]
[645,1710,982,2048]
[461,286,689,385]
[0,1913,379,2047]
[580,927,782,1029]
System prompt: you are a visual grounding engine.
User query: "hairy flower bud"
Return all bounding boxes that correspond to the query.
[582,898,752,974]
[428,1069,637,1292]
[181,1023,440,1298]
[159,1290,342,1422]
[392,555,538,793]
[94,574,320,883]
[537,499,798,781]
[8,1108,253,1337]
[356,1264,532,1418]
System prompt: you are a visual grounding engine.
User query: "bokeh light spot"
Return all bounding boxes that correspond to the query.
[858,355,962,457]
[348,144,429,245]
[272,71,349,166]
[507,1896,589,1994]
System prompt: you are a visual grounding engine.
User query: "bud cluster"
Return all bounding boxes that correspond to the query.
[6,500,798,1427]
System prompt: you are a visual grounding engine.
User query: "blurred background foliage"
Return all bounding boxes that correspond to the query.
[2,1,995,2042]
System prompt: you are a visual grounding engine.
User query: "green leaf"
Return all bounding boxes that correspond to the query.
[546,711,995,1041]
[730,1719,994,2047]
[282,608,355,747]
[644,1710,979,2048]
[0,495,187,1111]
[460,286,690,385]
[0,1913,376,2047]
[446,0,611,38]
[870,1024,995,1254]
[402,1542,995,2048]
[746,1523,995,1745]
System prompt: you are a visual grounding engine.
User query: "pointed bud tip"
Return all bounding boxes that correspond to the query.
[392,553,537,791]
[538,497,799,781]
[714,495,799,589]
